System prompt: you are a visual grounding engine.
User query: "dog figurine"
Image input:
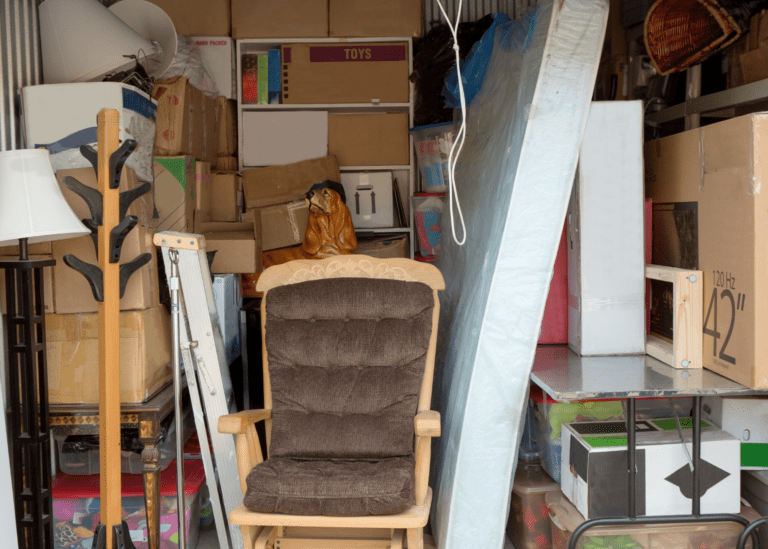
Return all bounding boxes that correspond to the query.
[262,180,357,268]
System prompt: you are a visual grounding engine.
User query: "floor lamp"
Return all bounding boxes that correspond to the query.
[0,149,90,549]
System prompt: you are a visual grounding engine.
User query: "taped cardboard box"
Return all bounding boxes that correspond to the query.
[56,166,150,227]
[0,255,54,314]
[645,113,768,388]
[215,156,238,171]
[153,156,195,233]
[257,200,310,251]
[145,0,229,36]
[204,231,260,273]
[216,97,237,156]
[52,225,159,315]
[210,172,240,222]
[282,42,409,104]
[329,113,410,166]
[330,0,422,38]
[152,76,218,163]
[243,155,340,209]
[231,0,328,39]
[46,305,172,404]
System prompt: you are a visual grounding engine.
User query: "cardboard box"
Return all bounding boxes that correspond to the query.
[241,111,328,168]
[538,224,567,344]
[192,38,235,99]
[354,234,409,259]
[231,0,328,39]
[195,160,211,212]
[204,231,260,273]
[215,156,238,171]
[45,305,172,404]
[282,43,409,104]
[56,166,151,227]
[560,418,740,519]
[340,172,394,228]
[153,156,196,233]
[52,225,159,314]
[330,0,422,38]
[215,97,237,157]
[243,155,340,209]
[0,255,54,314]
[204,172,240,222]
[145,0,229,36]
[257,201,310,251]
[328,113,409,166]
[568,102,645,356]
[646,114,768,388]
[213,274,242,365]
[703,396,768,469]
[152,76,218,163]
[21,83,157,182]
[740,10,768,85]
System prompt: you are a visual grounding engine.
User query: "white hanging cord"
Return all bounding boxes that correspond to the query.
[435,0,468,246]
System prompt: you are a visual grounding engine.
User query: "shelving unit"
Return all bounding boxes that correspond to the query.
[235,37,417,257]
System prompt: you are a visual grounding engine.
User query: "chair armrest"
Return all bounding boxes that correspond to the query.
[218,409,272,435]
[415,410,441,437]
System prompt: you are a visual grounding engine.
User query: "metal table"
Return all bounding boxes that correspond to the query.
[531,346,765,549]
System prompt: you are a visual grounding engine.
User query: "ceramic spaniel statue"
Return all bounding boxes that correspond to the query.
[262,180,357,268]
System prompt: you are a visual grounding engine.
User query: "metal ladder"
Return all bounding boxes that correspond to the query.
[155,231,244,549]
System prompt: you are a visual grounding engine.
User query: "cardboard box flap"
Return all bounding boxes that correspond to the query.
[243,155,340,209]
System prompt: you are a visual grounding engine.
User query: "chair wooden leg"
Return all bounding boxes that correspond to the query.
[241,525,260,549]
[406,528,423,549]
[255,526,276,549]
[391,529,405,549]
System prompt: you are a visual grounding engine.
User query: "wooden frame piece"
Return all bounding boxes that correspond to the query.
[645,264,703,369]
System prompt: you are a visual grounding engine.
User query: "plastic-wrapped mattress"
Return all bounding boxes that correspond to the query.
[430,1,608,547]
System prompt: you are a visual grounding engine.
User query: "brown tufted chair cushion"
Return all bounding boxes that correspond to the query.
[243,278,435,516]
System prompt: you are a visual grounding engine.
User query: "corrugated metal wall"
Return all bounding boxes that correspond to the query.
[424,0,539,30]
[0,0,42,151]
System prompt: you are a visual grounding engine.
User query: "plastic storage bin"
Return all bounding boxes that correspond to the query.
[409,122,457,192]
[412,193,443,257]
[530,385,691,482]
[518,398,540,463]
[52,459,205,549]
[507,463,559,549]
[546,490,759,549]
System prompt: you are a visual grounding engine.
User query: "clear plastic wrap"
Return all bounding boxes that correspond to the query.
[429,1,608,548]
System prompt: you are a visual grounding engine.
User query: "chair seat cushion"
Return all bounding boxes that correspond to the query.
[243,455,415,516]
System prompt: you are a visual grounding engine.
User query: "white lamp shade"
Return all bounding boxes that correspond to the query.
[108,0,178,79]
[0,150,90,246]
[39,0,158,83]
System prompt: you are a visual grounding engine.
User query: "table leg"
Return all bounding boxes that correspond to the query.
[140,420,161,549]
[693,395,701,516]
[627,398,636,520]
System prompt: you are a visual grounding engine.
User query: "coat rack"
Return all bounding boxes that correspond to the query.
[61,109,151,549]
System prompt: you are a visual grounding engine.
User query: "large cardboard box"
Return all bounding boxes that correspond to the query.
[0,255,54,314]
[21,83,157,182]
[215,97,237,157]
[257,201,310,251]
[739,10,768,85]
[281,43,409,104]
[45,305,172,404]
[330,0,422,38]
[52,225,159,314]
[145,0,229,36]
[212,274,242,365]
[153,156,196,233]
[340,172,394,228]
[561,418,740,519]
[231,0,328,39]
[209,172,241,222]
[243,155,340,209]
[56,166,150,227]
[568,102,645,356]
[152,76,218,163]
[204,231,260,273]
[241,111,328,168]
[328,113,409,166]
[192,38,235,100]
[645,114,768,388]
[703,396,768,469]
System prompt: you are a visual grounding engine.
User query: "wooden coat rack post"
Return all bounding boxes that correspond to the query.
[61,109,151,549]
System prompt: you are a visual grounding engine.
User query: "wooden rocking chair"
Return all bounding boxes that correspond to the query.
[218,255,445,549]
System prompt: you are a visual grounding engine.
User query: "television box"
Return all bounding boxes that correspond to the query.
[21,83,157,182]
[561,418,740,519]
[568,101,645,356]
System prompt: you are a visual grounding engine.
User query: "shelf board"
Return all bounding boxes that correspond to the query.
[531,345,763,401]
[354,227,411,234]
[240,103,410,113]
